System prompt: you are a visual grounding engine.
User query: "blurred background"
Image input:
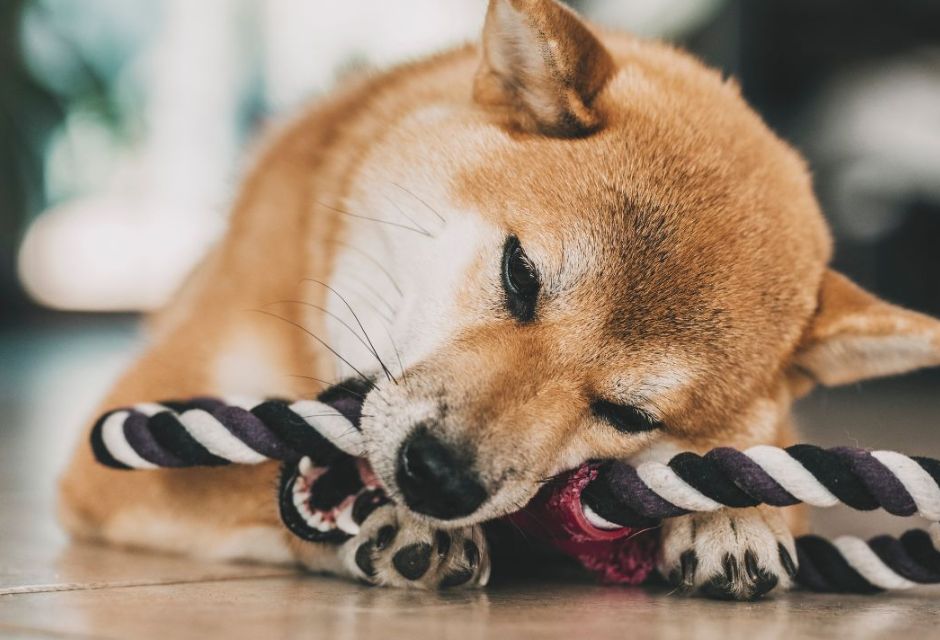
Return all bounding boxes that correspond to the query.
[1,0,939,540]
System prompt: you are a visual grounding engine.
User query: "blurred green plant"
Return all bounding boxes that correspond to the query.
[0,0,143,313]
[1,1,54,234]
[1,0,53,312]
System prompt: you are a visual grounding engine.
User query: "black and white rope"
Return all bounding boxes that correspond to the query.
[580,446,940,593]
[91,395,366,470]
[90,387,940,593]
[90,385,376,544]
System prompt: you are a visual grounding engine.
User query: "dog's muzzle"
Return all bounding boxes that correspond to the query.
[395,426,487,520]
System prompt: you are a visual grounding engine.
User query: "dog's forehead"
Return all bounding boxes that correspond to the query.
[444,42,832,381]
[459,140,822,384]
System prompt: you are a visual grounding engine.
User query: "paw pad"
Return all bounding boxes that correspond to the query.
[392,543,433,580]
[375,525,397,550]
[355,542,376,579]
[341,505,487,590]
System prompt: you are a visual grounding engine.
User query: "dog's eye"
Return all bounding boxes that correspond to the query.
[501,236,540,322]
[591,400,662,433]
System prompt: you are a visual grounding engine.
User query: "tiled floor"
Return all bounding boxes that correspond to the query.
[2,317,939,639]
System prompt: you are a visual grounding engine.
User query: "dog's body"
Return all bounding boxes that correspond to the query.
[59,0,940,599]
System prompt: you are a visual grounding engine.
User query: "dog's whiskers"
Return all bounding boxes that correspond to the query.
[328,239,403,297]
[383,195,432,237]
[332,273,397,319]
[285,374,369,399]
[316,199,431,237]
[338,289,408,383]
[384,326,408,383]
[390,182,446,225]
[310,279,393,327]
[269,299,394,384]
[301,279,398,385]
[251,308,375,388]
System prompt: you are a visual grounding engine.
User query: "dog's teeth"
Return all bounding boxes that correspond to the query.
[304,512,330,531]
[335,505,359,536]
[582,503,624,531]
[293,492,308,508]
[299,456,313,475]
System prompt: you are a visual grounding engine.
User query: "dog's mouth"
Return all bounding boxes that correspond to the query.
[277,448,513,540]
[374,443,544,528]
[278,454,388,544]
[359,420,507,526]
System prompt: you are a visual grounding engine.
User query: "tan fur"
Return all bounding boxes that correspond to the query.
[60,0,940,590]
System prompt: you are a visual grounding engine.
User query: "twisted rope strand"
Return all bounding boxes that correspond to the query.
[581,445,940,593]
[90,388,375,546]
[584,445,940,523]
[92,397,366,470]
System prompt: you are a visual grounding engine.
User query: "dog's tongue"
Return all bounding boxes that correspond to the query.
[503,464,659,585]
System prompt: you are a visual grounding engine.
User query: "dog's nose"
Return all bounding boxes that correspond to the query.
[396,428,487,520]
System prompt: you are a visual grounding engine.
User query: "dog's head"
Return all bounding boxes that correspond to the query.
[339,0,940,526]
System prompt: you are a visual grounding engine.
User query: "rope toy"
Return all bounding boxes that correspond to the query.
[90,383,940,594]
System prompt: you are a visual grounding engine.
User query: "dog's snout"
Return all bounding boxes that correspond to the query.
[396,428,487,520]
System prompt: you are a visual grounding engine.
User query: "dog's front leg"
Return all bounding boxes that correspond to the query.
[629,442,799,600]
[658,505,798,600]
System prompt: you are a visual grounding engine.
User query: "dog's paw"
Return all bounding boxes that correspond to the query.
[339,504,490,589]
[658,506,798,600]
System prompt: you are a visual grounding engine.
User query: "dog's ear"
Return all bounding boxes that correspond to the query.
[473,0,615,137]
[793,269,940,386]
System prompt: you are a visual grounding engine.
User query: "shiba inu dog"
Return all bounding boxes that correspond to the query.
[59,0,940,600]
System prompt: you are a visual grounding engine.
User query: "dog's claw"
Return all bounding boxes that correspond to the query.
[463,540,480,568]
[701,574,736,600]
[440,567,475,588]
[778,543,798,578]
[679,550,698,588]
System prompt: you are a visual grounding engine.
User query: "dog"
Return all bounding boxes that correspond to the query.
[59,0,940,600]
